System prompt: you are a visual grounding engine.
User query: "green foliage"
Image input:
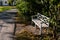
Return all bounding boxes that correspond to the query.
[16,0,31,24]
[8,0,14,5]
[16,0,29,13]
[16,0,60,26]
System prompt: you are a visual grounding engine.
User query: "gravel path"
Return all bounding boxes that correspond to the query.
[0,9,17,40]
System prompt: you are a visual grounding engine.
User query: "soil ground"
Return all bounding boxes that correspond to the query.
[16,24,40,35]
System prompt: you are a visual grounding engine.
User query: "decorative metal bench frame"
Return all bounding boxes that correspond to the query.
[31,13,49,35]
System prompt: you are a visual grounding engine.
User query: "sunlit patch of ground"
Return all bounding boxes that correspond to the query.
[0,6,16,12]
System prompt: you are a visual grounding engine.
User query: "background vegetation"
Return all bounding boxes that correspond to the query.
[8,0,14,6]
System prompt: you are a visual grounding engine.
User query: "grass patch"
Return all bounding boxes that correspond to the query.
[0,6,16,12]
